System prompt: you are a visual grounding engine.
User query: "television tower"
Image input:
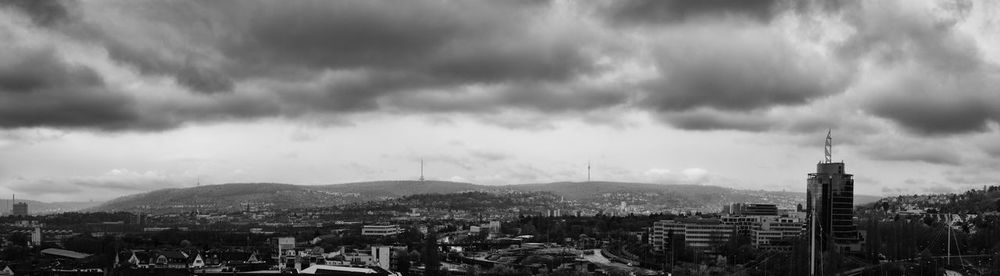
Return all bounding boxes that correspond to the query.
[587,161,591,182]
[419,159,425,182]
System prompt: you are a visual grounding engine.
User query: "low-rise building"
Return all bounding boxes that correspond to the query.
[361,225,402,236]
[751,217,804,252]
[649,219,734,253]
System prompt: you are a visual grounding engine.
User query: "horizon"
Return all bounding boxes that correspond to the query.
[9,179,890,204]
[3,0,1000,202]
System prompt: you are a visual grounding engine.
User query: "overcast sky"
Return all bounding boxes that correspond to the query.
[2,0,999,202]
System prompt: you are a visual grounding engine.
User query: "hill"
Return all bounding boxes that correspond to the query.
[316,180,482,198]
[89,180,883,214]
[89,181,482,214]
[0,199,101,215]
[504,181,799,210]
[865,185,1000,214]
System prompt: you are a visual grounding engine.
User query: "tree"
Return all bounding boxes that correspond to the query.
[423,229,441,276]
[409,250,422,265]
[520,224,536,236]
[8,232,29,247]
[395,249,411,276]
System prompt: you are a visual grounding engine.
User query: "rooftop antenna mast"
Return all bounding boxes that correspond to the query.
[824,129,832,163]
[587,161,591,182]
[419,159,425,182]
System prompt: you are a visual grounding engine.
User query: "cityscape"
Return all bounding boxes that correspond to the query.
[3,0,1000,275]
[1,133,998,275]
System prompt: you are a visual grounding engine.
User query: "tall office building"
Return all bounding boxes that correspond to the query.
[807,131,863,253]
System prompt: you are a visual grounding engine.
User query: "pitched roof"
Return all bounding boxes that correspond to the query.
[131,250,152,262]
[40,248,91,259]
[187,252,201,262]
[157,251,188,260]
[218,252,252,262]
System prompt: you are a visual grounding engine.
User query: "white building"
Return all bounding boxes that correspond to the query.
[751,218,803,251]
[277,237,296,270]
[362,225,403,236]
[649,219,734,253]
[371,246,391,270]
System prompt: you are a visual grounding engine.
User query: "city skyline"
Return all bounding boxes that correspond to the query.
[3,0,1000,202]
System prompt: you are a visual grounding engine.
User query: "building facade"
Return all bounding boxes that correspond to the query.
[649,219,734,253]
[361,225,403,236]
[751,217,803,251]
[806,132,864,253]
[727,203,778,216]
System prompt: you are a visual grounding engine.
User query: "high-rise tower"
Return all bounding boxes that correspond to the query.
[807,130,864,253]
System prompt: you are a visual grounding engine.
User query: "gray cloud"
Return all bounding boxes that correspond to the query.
[840,0,1000,136]
[943,169,1000,185]
[638,21,850,117]
[384,82,628,115]
[1,0,999,143]
[468,150,510,162]
[606,0,780,25]
[0,49,143,130]
[7,171,185,198]
[0,0,624,131]
[867,81,997,136]
[923,185,955,194]
[102,40,233,94]
[658,109,774,131]
[0,0,69,26]
[861,141,963,165]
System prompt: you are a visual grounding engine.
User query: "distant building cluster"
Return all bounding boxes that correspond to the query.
[649,203,807,254]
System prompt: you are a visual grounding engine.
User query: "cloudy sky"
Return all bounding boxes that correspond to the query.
[2,0,1000,202]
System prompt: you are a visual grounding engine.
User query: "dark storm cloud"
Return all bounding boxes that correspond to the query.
[0,0,69,26]
[102,40,233,94]
[839,0,1000,136]
[638,23,850,130]
[0,0,619,130]
[868,87,996,135]
[607,0,779,25]
[0,49,142,130]
[636,0,1000,136]
[211,0,596,85]
[6,0,998,138]
[640,51,840,112]
[659,109,773,131]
